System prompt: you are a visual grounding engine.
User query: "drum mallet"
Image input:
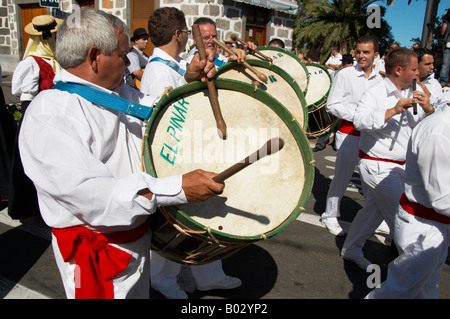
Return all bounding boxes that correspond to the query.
[192,24,227,139]
[213,138,284,183]
[230,34,273,63]
[212,38,269,83]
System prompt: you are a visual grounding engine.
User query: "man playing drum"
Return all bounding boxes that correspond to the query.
[18,7,222,299]
[322,36,383,236]
[140,7,242,299]
[341,47,434,270]
[185,17,256,68]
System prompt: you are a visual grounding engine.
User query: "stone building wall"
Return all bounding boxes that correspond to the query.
[0,0,295,73]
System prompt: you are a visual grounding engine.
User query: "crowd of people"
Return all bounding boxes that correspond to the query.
[317,32,449,299]
[2,6,449,299]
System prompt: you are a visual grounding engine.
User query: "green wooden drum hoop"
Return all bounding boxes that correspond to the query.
[304,62,339,139]
[216,59,309,131]
[142,78,314,243]
[248,46,310,94]
[305,62,333,111]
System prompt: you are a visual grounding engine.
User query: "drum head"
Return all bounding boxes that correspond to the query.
[216,60,308,131]
[248,46,310,94]
[142,79,314,242]
[304,62,332,110]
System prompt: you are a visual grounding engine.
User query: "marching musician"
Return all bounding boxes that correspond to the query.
[413,47,442,106]
[185,17,255,68]
[341,47,435,270]
[321,36,383,236]
[140,7,242,299]
[366,92,450,298]
[324,45,342,79]
[268,38,285,48]
[125,28,150,88]
[18,7,222,299]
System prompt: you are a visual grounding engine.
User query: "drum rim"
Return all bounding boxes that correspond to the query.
[216,59,309,132]
[248,46,310,94]
[142,78,315,242]
[305,62,333,111]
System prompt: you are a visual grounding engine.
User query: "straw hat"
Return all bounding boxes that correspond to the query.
[24,15,63,39]
[224,37,233,44]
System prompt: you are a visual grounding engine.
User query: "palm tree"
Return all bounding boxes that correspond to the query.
[294,0,394,63]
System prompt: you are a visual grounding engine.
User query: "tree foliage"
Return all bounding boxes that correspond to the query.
[294,0,395,63]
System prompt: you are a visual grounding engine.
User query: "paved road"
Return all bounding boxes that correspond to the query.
[1,142,448,300]
[1,76,449,300]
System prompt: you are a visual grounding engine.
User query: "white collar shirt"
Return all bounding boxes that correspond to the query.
[185,48,229,68]
[326,53,342,66]
[421,73,443,106]
[404,103,450,217]
[354,77,427,161]
[140,47,188,97]
[326,64,383,122]
[19,70,187,232]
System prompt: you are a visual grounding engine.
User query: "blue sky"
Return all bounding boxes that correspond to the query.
[375,0,448,47]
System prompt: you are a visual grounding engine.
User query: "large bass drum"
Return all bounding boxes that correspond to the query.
[216,60,308,131]
[247,46,310,94]
[304,62,338,138]
[142,79,314,265]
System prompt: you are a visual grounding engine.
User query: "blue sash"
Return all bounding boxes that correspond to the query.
[149,57,186,76]
[52,81,153,120]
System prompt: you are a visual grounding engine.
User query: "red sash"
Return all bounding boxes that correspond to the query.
[359,150,406,165]
[400,193,450,225]
[30,56,55,91]
[52,219,149,299]
[338,119,360,136]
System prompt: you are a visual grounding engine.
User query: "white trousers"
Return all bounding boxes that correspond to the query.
[341,159,405,259]
[366,207,450,298]
[322,131,360,220]
[52,229,152,299]
[150,251,226,290]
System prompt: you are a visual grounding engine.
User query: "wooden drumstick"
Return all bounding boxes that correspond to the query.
[192,24,227,139]
[212,138,284,183]
[212,38,268,83]
[230,34,273,63]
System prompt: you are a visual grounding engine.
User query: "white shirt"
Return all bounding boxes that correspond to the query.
[325,53,342,78]
[354,77,427,161]
[325,53,342,67]
[140,48,188,96]
[185,48,228,68]
[11,56,53,101]
[19,70,187,232]
[326,64,383,122]
[126,45,149,74]
[374,56,385,75]
[421,73,443,106]
[404,98,450,217]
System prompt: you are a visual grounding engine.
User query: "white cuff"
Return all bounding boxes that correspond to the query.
[144,174,187,207]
